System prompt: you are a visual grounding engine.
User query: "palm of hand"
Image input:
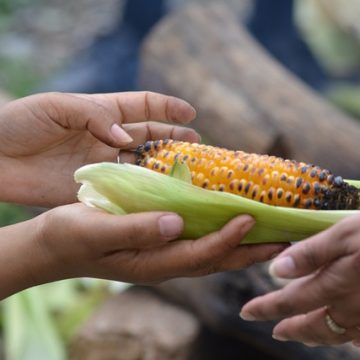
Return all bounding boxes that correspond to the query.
[0,95,118,206]
[0,91,198,207]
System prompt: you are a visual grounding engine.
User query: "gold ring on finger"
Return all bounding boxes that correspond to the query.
[325,308,346,335]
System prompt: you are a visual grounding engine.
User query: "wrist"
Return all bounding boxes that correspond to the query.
[0,215,58,299]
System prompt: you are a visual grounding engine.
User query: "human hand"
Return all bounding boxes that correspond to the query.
[0,91,198,207]
[0,204,286,299]
[240,214,360,347]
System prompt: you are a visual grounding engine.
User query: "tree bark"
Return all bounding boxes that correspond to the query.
[139,3,360,178]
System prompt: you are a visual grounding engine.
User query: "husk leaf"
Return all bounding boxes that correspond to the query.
[75,163,360,244]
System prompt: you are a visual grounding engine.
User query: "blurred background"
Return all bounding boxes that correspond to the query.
[0,0,360,359]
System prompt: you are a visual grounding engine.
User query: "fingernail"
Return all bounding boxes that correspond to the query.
[269,256,296,278]
[304,342,319,347]
[239,311,256,321]
[352,339,360,347]
[159,214,184,240]
[272,334,288,342]
[110,124,133,144]
[243,219,256,232]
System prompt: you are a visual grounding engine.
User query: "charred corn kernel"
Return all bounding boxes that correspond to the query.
[136,140,360,210]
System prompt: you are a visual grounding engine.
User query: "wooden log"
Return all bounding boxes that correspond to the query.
[139,3,360,178]
[70,287,200,360]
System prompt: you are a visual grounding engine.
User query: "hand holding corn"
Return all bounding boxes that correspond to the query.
[0,92,289,299]
[240,214,360,347]
[0,202,287,299]
[0,91,199,207]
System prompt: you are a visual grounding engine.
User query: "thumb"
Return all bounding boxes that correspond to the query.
[78,208,185,251]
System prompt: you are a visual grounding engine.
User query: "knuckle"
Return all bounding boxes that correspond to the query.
[164,96,171,121]
[301,242,320,269]
[276,302,294,317]
[216,231,238,253]
[318,270,347,298]
[143,91,151,120]
[332,217,357,240]
[303,245,319,268]
[185,242,209,273]
[274,297,295,317]
[122,215,158,246]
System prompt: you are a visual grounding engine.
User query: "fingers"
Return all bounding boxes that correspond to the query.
[161,215,256,277]
[58,205,185,251]
[352,339,360,347]
[240,276,313,321]
[123,121,201,147]
[239,274,330,321]
[96,91,196,124]
[240,253,356,321]
[215,243,288,271]
[119,122,201,163]
[34,92,130,148]
[33,91,196,148]
[272,307,360,346]
[114,215,256,282]
[268,216,355,279]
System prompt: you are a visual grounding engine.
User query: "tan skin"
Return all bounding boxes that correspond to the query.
[0,91,286,300]
[241,214,360,347]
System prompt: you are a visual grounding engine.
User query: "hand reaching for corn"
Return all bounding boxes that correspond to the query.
[0,91,199,207]
[240,214,360,347]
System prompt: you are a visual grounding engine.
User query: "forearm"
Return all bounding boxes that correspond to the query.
[0,217,51,299]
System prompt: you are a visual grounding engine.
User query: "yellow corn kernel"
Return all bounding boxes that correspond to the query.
[136,140,360,210]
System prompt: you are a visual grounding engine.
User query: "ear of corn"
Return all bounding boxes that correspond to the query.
[136,140,360,210]
[74,162,360,244]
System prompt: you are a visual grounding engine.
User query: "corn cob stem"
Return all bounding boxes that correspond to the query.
[136,140,360,210]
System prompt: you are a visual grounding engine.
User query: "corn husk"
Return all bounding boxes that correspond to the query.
[74,162,360,244]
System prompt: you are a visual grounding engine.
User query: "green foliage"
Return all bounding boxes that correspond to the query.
[0,0,38,14]
[327,84,360,120]
[0,58,42,98]
[0,0,43,97]
[2,281,112,360]
[294,0,360,76]
[0,203,31,226]
[0,204,116,359]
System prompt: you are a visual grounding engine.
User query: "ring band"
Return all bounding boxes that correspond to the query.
[325,309,346,335]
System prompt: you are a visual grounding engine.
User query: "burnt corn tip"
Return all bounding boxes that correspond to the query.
[136,140,360,210]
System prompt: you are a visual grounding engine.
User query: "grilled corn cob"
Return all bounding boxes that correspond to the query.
[136,140,360,210]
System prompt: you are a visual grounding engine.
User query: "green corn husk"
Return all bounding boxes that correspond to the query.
[74,162,360,244]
